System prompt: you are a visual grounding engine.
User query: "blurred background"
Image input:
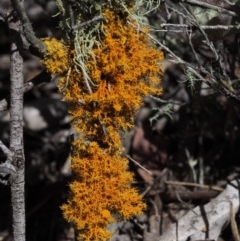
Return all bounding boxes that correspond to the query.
[1,0,240,240]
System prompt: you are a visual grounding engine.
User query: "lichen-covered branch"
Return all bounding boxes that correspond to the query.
[10,0,46,57]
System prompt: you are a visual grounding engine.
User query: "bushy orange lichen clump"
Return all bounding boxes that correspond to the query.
[42,8,163,241]
[62,142,145,241]
[41,38,69,75]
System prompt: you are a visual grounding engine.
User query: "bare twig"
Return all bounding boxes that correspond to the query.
[0,162,16,185]
[141,185,152,197]
[23,70,52,92]
[164,180,224,192]
[160,23,240,30]
[72,15,104,31]
[125,154,153,175]
[150,199,160,216]
[230,201,240,241]
[161,190,219,200]
[174,190,199,215]
[186,27,202,68]
[0,70,52,112]
[180,2,219,60]
[0,141,13,162]
[0,141,16,185]
[149,95,187,106]
[130,21,240,101]
[180,0,240,17]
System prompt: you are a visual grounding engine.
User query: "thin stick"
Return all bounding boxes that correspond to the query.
[0,140,13,162]
[164,180,224,192]
[230,201,240,241]
[72,15,104,31]
[125,154,152,175]
[160,23,240,30]
[174,190,198,215]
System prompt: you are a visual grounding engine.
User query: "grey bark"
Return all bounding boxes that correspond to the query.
[9,10,25,241]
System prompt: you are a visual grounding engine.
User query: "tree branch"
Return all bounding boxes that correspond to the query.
[180,0,240,17]
[0,140,16,185]
[10,0,46,57]
[8,8,25,241]
[72,15,104,30]
[0,70,52,112]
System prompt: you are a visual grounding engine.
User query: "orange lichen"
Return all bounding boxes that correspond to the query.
[62,142,145,241]
[59,9,163,141]
[102,210,111,219]
[41,38,70,75]
[42,7,163,241]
